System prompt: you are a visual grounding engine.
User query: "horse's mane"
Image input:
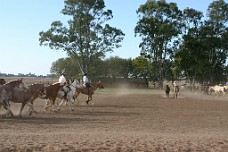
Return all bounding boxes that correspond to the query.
[91,81,102,85]
[28,83,44,89]
[24,83,44,92]
[5,79,22,85]
[51,82,61,86]
[45,82,62,88]
[28,83,43,87]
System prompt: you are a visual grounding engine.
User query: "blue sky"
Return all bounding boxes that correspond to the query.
[0,0,221,75]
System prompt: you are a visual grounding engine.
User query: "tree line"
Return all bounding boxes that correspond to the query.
[39,0,228,86]
[0,72,53,78]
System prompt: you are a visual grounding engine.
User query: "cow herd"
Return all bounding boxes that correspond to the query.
[167,81,228,99]
[204,84,228,95]
[180,83,228,96]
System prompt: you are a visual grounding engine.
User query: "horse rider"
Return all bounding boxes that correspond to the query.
[165,84,170,98]
[59,73,67,85]
[82,73,92,93]
[59,72,70,98]
[173,81,180,95]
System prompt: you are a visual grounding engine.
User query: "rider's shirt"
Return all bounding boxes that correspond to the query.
[59,75,67,85]
[83,75,89,85]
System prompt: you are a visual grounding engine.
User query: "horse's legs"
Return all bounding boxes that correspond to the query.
[86,95,90,104]
[51,97,57,111]
[175,92,178,98]
[66,99,74,111]
[4,101,14,117]
[18,102,35,117]
[57,99,65,111]
[73,92,80,105]
[0,102,12,117]
[6,109,14,117]
[86,95,92,104]
[19,102,26,117]
[45,99,53,110]
[45,99,50,106]
[28,101,38,115]
[73,97,79,105]
[26,102,36,116]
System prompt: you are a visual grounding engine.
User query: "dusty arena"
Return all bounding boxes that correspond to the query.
[0,88,228,152]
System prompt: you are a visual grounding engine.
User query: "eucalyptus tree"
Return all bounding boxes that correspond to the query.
[135,0,182,86]
[174,0,228,84]
[203,0,228,83]
[39,0,125,79]
[174,8,204,84]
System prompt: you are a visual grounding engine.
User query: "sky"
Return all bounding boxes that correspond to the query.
[0,0,223,76]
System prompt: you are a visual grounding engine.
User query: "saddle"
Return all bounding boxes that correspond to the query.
[76,83,93,94]
[61,85,71,99]
[84,84,93,94]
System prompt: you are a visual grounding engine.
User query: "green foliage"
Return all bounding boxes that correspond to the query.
[39,0,125,78]
[132,56,149,78]
[207,0,228,22]
[173,0,228,84]
[135,0,182,85]
[50,57,81,80]
[104,56,132,78]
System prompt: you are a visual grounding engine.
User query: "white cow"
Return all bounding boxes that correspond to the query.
[223,85,228,94]
[208,85,225,95]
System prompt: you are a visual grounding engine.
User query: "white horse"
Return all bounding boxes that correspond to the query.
[56,80,80,111]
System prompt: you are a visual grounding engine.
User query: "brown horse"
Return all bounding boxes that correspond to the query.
[0,78,6,85]
[11,83,45,117]
[39,82,63,111]
[173,86,179,99]
[0,78,28,117]
[73,81,104,104]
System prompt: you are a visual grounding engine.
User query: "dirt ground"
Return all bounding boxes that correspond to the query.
[0,89,228,152]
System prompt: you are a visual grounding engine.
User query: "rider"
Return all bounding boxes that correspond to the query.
[59,73,67,85]
[82,73,92,93]
[173,80,180,93]
[58,72,70,98]
[165,84,170,98]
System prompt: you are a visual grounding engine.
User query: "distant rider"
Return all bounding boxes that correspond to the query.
[165,84,170,98]
[173,81,179,89]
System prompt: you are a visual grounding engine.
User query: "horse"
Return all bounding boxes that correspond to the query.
[173,86,179,99]
[39,82,63,111]
[0,78,28,117]
[55,80,80,111]
[0,78,6,85]
[73,81,104,104]
[11,83,45,117]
